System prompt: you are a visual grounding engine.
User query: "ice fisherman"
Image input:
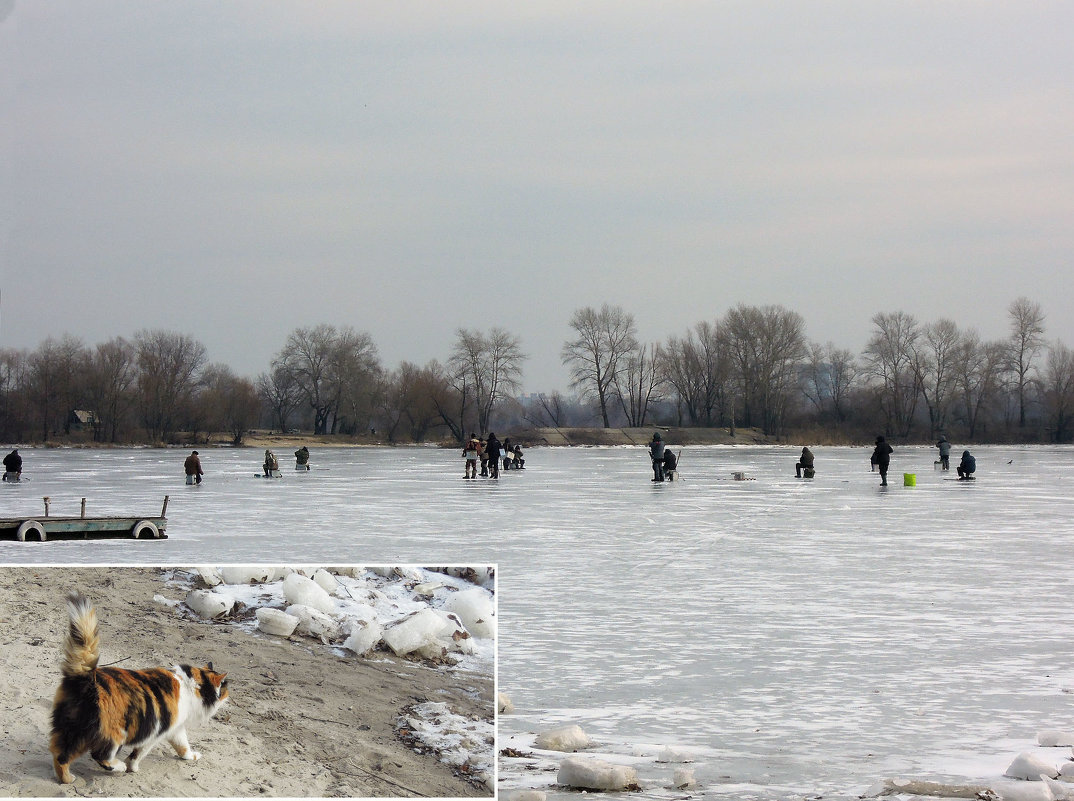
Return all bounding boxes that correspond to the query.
[936,436,952,470]
[870,436,893,486]
[184,450,203,485]
[649,432,666,482]
[957,450,976,480]
[795,446,815,478]
[661,448,677,480]
[263,449,280,477]
[295,446,310,470]
[502,438,514,471]
[3,448,22,482]
[485,433,502,479]
[463,433,480,479]
[512,444,525,469]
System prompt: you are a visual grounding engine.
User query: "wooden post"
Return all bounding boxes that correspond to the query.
[161,495,170,518]
[43,497,50,517]
[81,498,87,519]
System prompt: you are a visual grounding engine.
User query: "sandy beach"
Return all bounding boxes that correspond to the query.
[0,566,494,798]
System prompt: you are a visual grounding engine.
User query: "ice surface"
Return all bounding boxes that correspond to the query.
[5,444,1074,800]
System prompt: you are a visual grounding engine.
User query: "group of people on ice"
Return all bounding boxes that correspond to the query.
[648,432,678,481]
[463,433,525,479]
[869,435,975,485]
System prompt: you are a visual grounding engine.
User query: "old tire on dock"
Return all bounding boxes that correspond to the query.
[16,520,46,542]
[131,520,159,539]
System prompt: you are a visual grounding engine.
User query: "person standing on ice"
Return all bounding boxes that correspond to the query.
[871,436,893,486]
[649,432,666,482]
[957,449,976,480]
[936,436,952,470]
[184,450,203,485]
[463,433,480,479]
[485,433,502,479]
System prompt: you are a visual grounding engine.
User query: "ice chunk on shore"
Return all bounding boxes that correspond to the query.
[312,568,338,595]
[1005,752,1059,780]
[498,693,514,714]
[283,572,336,615]
[220,566,275,585]
[185,589,234,619]
[1038,731,1074,747]
[383,609,453,656]
[672,767,697,789]
[508,792,546,801]
[656,745,694,763]
[256,607,299,636]
[343,619,383,655]
[285,604,341,639]
[446,587,496,639]
[535,724,591,752]
[193,567,222,587]
[557,756,637,790]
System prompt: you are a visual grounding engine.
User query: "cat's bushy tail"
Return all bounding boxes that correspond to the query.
[62,593,100,677]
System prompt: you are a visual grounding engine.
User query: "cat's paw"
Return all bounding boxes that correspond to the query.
[124,760,140,773]
[182,751,201,762]
[106,761,128,773]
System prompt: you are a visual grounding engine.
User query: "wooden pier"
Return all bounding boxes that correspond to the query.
[0,496,169,542]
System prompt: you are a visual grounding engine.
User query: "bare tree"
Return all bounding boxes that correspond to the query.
[134,330,208,442]
[275,324,380,435]
[723,305,807,435]
[257,365,304,434]
[561,304,638,428]
[914,318,961,438]
[952,331,1005,439]
[1042,341,1074,442]
[0,348,31,440]
[201,364,261,445]
[27,335,86,441]
[84,337,137,442]
[802,341,859,423]
[863,311,921,438]
[1007,297,1046,429]
[662,321,733,426]
[450,328,525,434]
[615,342,663,427]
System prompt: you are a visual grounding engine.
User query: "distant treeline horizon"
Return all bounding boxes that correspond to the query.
[1,296,1071,445]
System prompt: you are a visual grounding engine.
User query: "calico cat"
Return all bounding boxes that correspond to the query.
[49,592,229,784]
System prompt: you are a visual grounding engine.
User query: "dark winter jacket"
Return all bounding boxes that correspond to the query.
[871,440,893,466]
[3,450,21,472]
[485,436,502,460]
[958,451,976,474]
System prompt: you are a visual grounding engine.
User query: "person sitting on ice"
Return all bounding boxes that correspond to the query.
[294,445,310,470]
[795,446,815,478]
[957,449,976,480]
[511,444,525,469]
[661,449,677,480]
[263,449,280,477]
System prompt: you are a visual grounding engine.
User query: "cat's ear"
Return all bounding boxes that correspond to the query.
[206,662,214,672]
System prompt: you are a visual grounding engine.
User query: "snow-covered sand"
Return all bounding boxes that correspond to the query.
[0,565,494,797]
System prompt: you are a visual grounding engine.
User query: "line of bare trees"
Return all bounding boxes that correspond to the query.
[0,324,526,445]
[559,297,1072,442]
[1,297,1071,445]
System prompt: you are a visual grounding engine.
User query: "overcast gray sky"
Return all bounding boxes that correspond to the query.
[2,1,1071,392]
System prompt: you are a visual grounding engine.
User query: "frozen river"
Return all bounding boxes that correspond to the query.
[2,443,1073,799]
